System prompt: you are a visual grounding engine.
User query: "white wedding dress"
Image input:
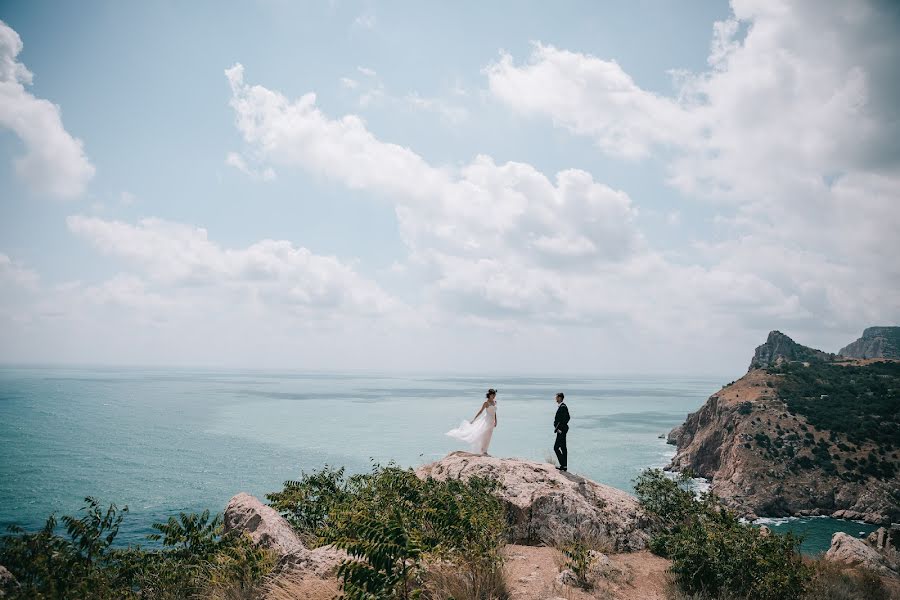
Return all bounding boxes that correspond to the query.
[446,402,496,455]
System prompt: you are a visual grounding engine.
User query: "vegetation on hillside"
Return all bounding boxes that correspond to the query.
[635,469,809,600]
[0,497,274,599]
[769,360,900,448]
[635,469,893,600]
[267,463,508,599]
[3,465,893,599]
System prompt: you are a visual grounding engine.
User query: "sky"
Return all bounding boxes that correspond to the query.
[0,0,898,376]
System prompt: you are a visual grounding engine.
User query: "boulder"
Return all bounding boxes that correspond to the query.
[223,492,304,557]
[824,532,896,577]
[223,492,347,577]
[280,545,347,578]
[416,452,651,551]
[0,565,18,598]
[867,526,900,553]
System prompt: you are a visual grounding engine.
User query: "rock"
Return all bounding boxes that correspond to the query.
[555,551,618,587]
[867,526,900,552]
[668,338,899,525]
[666,424,682,446]
[0,565,18,597]
[416,452,651,551]
[556,568,578,586]
[223,492,304,557]
[224,493,348,578]
[748,330,833,371]
[839,326,900,359]
[280,545,347,578]
[824,532,896,577]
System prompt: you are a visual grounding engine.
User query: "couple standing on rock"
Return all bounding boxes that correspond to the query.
[445,388,571,471]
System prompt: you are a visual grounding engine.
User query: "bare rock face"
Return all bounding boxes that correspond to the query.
[0,565,18,598]
[839,326,900,359]
[825,532,899,578]
[748,330,833,371]
[668,359,899,525]
[280,545,347,578]
[224,492,347,577]
[416,452,651,551]
[868,526,900,553]
[224,492,305,557]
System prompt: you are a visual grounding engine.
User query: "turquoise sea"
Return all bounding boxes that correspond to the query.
[0,366,876,555]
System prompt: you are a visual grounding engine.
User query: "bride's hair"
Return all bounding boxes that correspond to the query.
[485,388,498,399]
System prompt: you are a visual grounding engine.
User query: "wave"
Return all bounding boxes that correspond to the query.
[753,516,800,526]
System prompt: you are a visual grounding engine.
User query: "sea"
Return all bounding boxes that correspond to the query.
[0,366,878,555]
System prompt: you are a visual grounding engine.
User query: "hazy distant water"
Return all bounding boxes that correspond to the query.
[0,366,876,554]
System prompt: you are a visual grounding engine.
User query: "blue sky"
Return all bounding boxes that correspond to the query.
[1,1,898,374]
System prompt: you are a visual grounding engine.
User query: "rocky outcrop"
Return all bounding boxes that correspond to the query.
[224,492,305,556]
[825,532,899,578]
[748,330,833,371]
[669,338,900,524]
[224,492,345,577]
[416,452,651,551]
[839,326,900,359]
[0,566,18,598]
[868,525,900,553]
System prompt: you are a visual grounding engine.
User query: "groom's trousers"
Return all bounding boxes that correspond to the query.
[554,431,567,468]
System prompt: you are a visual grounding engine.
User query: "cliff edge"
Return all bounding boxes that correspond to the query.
[670,330,900,525]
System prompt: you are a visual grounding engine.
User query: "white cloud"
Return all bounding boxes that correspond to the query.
[0,20,95,198]
[225,63,821,339]
[120,191,137,205]
[357,66,377,78]
[66,215,398,316]
[481,1,900,340]
[484,43,698,159]
[225,151,275,180]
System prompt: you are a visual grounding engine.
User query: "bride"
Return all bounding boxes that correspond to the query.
[446,388,498,455]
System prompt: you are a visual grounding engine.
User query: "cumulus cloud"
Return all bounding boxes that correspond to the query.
[485,43,698,159]
[225,62,821,338]
[66,215,398,316]
[0,20,95,198]
[483,1,900,340]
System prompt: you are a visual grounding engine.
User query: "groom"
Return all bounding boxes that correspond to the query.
[553,392,570,471]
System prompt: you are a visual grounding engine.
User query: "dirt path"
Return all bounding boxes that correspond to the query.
[263,544,672,599]
[502,544,670,600]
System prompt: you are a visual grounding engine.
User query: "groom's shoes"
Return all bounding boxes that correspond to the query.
[556,466,567,471]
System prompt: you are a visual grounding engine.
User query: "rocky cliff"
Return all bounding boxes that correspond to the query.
[748,330,834,371]
[825,525,900,581]
[839,326,900,359]
[669,332,900,525]
[416,451,652,551]
[222,454,661,598]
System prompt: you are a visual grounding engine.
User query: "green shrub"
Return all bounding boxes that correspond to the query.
[635,469,809,600]
[269,464,507,599]
[0,497,275,599]
[266,465,351,545]
[561,538,593,589]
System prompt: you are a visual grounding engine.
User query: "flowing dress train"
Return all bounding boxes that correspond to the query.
[446,403,496,455]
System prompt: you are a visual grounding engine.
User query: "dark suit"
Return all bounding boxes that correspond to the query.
[553,402,570,469]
